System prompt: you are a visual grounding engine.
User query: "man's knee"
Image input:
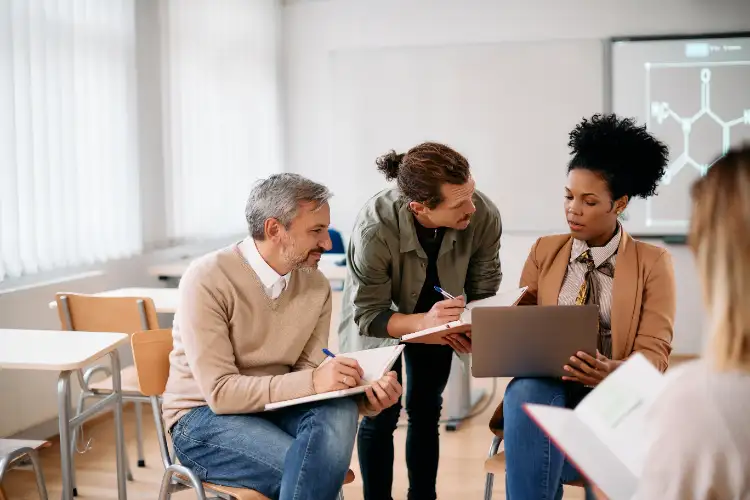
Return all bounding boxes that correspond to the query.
[312,397,358,438]
[504,377,566,412]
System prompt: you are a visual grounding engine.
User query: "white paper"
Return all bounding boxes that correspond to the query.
[264,344,404,411]
[401,287,528,341]
[460,286,529,322]
[574,353,666,476]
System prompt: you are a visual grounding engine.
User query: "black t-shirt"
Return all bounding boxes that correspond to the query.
[412,218,446,314]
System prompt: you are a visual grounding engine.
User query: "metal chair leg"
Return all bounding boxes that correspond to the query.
[0,447,48,500]
[484,436,502,500]
[124,445,134,481]
[26,449,49,500]
[69,390,87,496]
[135,401,146,467]
[484,472,494,500]
[159,464,206,500]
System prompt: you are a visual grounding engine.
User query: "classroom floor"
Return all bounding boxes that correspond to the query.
[0,376,586,499]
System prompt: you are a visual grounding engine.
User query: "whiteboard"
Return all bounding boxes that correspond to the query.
[611,33,750,236]
[329,39,604,234]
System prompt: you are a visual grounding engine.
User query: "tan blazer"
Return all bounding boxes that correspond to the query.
[489,230,676,433]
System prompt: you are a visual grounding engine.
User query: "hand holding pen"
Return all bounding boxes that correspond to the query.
[312,348,363,393]
[418,287,466,330]
[432,286,472,354]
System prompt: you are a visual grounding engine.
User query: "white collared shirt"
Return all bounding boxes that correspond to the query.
[238,237,291,300]
[557,225,621,330]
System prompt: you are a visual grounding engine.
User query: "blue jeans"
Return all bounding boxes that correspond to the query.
[503,378,595,500]
[170,398,359,500]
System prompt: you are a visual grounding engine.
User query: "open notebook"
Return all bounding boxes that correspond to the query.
[524,353,674,500]
[401,286,528,342]
[264,344,405,411]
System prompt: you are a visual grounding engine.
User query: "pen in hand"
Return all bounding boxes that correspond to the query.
[322,348,336,358]
[433,286,468,310]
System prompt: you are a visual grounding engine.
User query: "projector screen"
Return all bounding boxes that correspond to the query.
[610,33,750,237]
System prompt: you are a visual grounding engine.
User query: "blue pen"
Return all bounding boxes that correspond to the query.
[434,286,468,309]
[322,348,336,358]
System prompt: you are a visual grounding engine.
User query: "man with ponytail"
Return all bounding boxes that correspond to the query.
[338,142,502,500]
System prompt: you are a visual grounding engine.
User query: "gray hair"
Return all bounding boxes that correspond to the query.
[245,173,332,240]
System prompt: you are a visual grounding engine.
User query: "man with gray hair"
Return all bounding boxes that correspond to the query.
[162,173,402,500]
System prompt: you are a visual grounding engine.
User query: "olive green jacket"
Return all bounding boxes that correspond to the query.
[337,188,503,353]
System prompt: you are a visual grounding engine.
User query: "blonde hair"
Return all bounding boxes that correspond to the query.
[689,143,750,371]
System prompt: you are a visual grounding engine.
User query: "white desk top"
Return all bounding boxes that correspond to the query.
[0,329,129,371]
[49,287,180,314]
[148,255,349,282]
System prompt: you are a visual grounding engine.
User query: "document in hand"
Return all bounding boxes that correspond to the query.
[264,344,405,411]
[523,353,669,500]
[400,286,528,342]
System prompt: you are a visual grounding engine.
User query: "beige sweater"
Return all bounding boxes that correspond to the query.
[162,244,334,431]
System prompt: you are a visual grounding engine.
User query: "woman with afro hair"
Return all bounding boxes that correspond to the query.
[490,113,677,499]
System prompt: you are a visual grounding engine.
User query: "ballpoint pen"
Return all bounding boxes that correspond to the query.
[433,286,468,309]
[322,348,336,358]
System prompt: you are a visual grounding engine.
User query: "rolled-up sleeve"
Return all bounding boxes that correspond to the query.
[347,225,394,338]
[464,205,502,301]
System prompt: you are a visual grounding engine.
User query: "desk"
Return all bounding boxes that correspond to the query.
[49,287,179,314]
[147,254,349,284]
[0,329,129,500]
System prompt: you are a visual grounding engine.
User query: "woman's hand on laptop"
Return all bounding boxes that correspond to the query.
[561,350,623,386]
[313,357,364,393]
[363,371,402,412]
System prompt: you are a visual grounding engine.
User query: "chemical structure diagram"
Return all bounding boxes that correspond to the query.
[645,63,750,227]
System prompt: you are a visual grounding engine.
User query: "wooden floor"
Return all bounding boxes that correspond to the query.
[0,377,586,500]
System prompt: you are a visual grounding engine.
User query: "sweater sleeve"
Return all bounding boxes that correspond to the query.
[176,265,316,414]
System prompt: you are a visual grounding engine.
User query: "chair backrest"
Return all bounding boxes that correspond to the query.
[327,228,345,254]
[55,292,159,334]
[131,328,173,396]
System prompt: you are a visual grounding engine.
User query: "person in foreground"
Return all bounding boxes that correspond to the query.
[161,174,402,500]
[617,144,750,499]
[493,114,676,499]
[338,142,502,500]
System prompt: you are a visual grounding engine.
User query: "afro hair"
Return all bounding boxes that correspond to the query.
[567,113,669,201]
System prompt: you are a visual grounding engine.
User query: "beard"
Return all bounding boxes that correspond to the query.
[281,236,321,271]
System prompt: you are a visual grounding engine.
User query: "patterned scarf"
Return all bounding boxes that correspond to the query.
[575,249,614,358]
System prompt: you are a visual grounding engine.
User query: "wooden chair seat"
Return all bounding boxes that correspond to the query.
[175,469,355,500]
[483,450,505,475]
[0,439,49,456]
[88,364,142,394]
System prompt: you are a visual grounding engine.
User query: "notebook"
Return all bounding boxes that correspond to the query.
[523,353,674,500]
[400,286,528,342]
[264,344,405,411]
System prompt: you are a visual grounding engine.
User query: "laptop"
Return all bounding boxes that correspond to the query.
[471,305,599,378]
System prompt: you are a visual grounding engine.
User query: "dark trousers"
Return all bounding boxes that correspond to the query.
[356,343,454,500]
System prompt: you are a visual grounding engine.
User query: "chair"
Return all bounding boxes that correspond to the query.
[130,328,355,500]
[55,292,160,490]
[0,439,50,499]
[327,228,345,254]
[482,405,585,499]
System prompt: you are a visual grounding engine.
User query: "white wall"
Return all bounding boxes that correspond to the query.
[283,0,750,355]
